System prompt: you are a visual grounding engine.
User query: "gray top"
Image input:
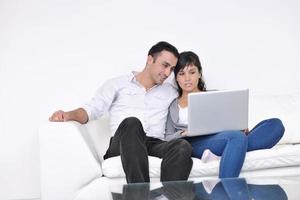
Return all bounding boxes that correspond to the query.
[165,98,188,141]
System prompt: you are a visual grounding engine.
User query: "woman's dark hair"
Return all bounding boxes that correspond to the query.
[148,41,179,60]
[174,51,206,97]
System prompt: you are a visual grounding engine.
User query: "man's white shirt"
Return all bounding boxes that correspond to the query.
[82,72,178,140]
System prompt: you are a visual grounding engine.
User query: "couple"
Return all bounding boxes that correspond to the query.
[49,41,285,183]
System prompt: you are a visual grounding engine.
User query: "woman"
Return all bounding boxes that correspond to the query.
[165,51,285,178]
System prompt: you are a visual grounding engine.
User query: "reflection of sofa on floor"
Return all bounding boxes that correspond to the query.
[39,93,300,200]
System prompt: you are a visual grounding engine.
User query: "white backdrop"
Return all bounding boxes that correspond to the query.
[0,0,299,199]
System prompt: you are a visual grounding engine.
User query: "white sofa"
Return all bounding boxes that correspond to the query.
[39,92,300,200]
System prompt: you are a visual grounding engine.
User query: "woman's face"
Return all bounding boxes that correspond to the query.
[176,65,201,94]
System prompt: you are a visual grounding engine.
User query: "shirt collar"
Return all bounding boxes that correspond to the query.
[129,71,159,91]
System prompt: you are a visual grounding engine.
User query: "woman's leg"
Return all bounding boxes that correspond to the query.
[186,131,248,178]
[247,118,285,151]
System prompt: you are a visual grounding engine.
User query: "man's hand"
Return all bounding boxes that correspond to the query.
[48,108,88,124]
[49,110,70,122]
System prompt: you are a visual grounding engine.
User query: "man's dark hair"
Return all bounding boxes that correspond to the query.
[148,41,179,61]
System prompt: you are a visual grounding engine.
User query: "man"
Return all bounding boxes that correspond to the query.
[49,41,193,183]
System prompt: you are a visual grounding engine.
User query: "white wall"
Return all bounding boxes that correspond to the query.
[0,0,299,198]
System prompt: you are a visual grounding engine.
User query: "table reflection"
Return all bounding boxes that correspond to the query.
[111,178,287,200]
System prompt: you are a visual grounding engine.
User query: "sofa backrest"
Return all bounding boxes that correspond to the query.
[249,92,300,145]
[83,116,111,162]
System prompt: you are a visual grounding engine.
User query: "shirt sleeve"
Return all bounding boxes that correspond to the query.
[81,78,117,121]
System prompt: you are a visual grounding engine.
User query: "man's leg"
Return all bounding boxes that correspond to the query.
[104,117,150,183]
[147,138,193,182]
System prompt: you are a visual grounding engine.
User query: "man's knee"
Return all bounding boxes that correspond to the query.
[169,139,193,156]
[119,117,143,136]
[118,117,146,145]
[121,117,142,127]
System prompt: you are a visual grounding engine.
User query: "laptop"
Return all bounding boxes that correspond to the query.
[187,89,249,136]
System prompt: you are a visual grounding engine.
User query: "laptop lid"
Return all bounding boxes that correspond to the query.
[187,89,249,136]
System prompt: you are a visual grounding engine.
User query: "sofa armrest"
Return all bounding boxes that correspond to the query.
[39,121,102,200]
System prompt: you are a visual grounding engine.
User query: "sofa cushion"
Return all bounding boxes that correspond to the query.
[102,144,300,178]
[84,117,111,162]
[102,156,162,178]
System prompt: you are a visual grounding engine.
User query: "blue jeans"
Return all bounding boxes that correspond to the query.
[185,118,285,178]
[247,118,285,151]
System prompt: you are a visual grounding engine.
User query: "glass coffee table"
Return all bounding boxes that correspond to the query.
[76,176,300,200]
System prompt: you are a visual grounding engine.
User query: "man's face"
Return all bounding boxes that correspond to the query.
[147,50,178,85]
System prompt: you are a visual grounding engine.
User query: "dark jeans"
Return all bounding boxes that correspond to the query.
[104,117,193,183]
